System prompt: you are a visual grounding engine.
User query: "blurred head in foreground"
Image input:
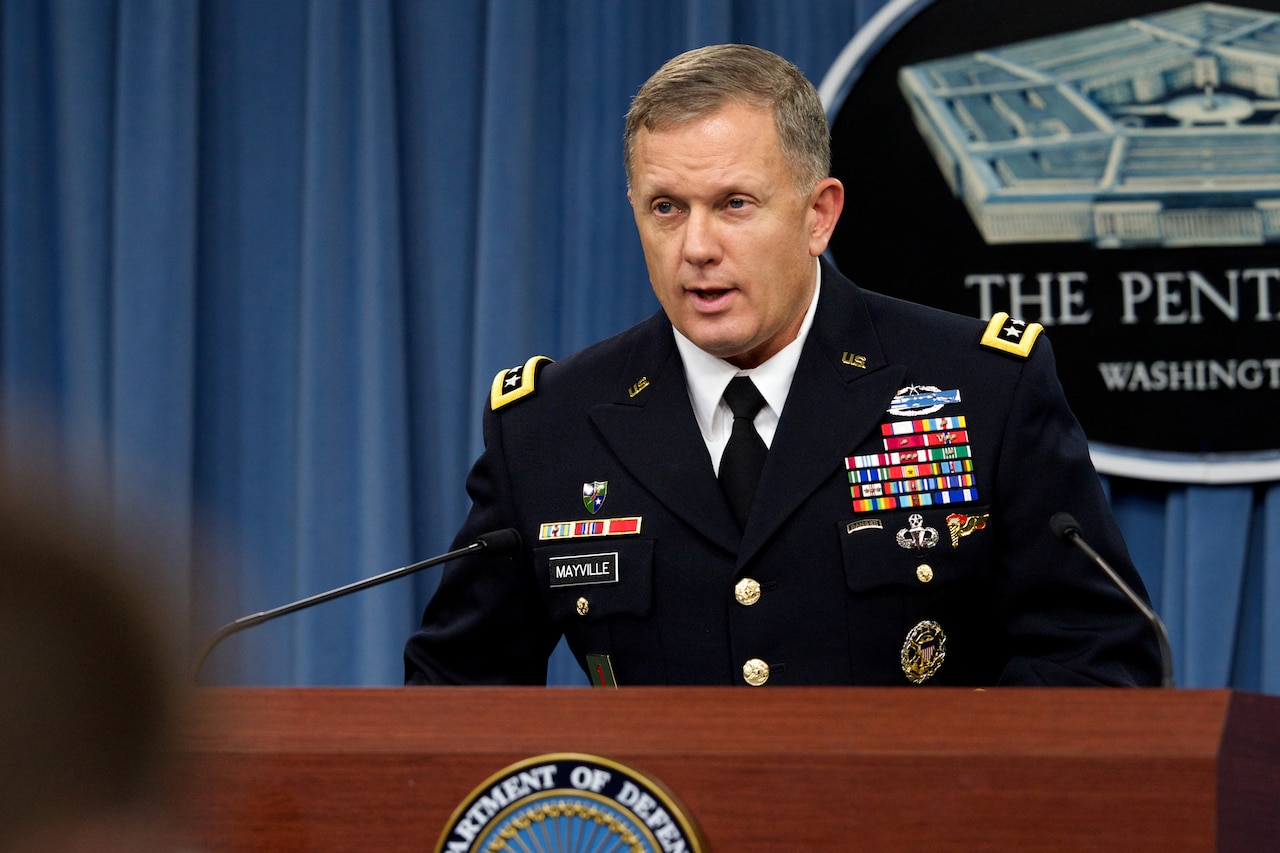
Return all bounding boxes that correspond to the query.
[0,469,180,852]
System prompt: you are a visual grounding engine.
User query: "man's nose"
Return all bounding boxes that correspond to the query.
[681,208,721,266]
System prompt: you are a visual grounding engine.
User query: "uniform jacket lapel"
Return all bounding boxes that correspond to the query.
[737,262,905,565]
[589,263,905,561]
[589,315,742,554]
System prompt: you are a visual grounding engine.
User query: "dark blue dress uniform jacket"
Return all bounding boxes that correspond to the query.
[405,260,1162,687]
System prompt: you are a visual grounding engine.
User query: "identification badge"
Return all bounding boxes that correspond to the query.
[547,552,620,587]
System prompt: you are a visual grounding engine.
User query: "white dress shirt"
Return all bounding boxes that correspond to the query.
[672,260,822,475]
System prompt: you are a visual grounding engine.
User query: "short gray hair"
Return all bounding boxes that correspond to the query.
[624,44,831,196]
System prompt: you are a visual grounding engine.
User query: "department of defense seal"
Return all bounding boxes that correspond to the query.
[436,753,705,853]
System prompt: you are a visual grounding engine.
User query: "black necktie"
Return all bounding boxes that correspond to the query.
[719,376,767,528]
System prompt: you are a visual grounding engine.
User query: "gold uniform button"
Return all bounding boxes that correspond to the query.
[742,658,770,686]
[916,564,934,583]
[576,596,589,616]
[734,577,762,606]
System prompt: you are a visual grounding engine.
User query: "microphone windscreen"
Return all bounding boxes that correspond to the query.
[476,528,521,555]
[1048,512,1081,542]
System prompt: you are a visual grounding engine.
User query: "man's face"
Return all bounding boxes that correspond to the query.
[628,102,843,368]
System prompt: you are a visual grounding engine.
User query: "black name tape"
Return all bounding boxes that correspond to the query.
[548,552,620,587]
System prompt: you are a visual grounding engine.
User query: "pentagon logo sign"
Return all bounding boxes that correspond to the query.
[822,0,1280,481]
[436,753,705,853]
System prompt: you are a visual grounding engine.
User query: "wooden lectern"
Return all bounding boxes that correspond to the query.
[175,687,1279,851]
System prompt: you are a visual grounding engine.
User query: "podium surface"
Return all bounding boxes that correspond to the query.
[176,687,1279,851]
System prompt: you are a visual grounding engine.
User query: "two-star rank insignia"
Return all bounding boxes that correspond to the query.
[490,355,553,410]
[979,312,1044,359]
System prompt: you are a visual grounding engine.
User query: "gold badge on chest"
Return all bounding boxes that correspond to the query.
[901,619,946,684]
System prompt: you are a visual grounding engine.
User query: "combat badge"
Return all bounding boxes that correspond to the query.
[888,384,961,417]
[490,355,552,410]
[980,312,1044,359]
[901,620,946,684]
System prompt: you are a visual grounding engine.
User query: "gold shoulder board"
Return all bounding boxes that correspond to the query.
[490,355,553,410]
[980,312,1043,359]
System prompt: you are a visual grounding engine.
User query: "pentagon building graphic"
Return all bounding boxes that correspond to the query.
[899,3,1280,247]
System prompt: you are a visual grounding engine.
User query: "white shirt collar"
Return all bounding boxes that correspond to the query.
[673,259,822,456]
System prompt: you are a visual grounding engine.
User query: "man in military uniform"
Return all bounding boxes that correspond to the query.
[404,44,1162,687]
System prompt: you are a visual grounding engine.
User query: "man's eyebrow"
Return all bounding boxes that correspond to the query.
[637,184,679,201]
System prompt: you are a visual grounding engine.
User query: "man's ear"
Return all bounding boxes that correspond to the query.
[807,177,845,257]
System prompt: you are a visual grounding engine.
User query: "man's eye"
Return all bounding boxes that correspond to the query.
[654,201,675,215]
[726,198,747,210]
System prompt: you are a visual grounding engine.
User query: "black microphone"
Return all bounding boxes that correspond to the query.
[189,528,521,684]
[1049,512,1174,688]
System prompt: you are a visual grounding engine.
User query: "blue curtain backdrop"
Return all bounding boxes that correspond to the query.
[1,0,1276,691]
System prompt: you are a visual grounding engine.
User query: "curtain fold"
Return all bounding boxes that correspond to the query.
[109,0,198,590]
[390,1,486,607]
[193,0,308,684]
[3,0,120,470]
[1182,487,1252,686]
[289,0,414,684]
[1,0,1276,690]
[1264,488,1280,693]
